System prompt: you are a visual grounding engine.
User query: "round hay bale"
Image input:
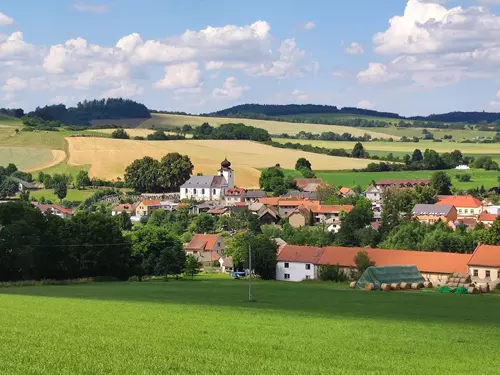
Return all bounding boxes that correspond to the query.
[380,283,391,291]
[448,282,458,288]
[463,283,470,289]
[390,283,400,290]
[459,278,467,284]
[458,283,464,288]
[467,287,479,294]
[423,281,433,288]
[410,283,422,290]
[349,281,357,289]
[400,282,410,290]
[364,283,375,291]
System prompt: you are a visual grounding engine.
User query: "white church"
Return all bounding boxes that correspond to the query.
[180,158,235,201]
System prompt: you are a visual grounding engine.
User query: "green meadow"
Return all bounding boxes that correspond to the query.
[0,278,498,375]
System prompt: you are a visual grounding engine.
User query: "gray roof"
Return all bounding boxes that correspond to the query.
[211,176,226,188]
[244,190,267,198]
[10,177,37,189]
[412,204,454,216]
[181,176,215,188]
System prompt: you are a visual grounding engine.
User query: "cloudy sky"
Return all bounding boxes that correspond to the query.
[2,0,500,115]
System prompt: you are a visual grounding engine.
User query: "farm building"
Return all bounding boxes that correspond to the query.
[411,204,457,225]
[468,244,500,285]
[11,177,39,192]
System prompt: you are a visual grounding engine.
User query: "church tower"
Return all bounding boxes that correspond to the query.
[218,158,234,188]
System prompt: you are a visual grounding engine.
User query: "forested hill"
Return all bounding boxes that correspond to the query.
[408,111,500,124]
[206,104,402,119]
[28,98,151,125]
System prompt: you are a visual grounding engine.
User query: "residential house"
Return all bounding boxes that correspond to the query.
[276,245,471,284]
[190,202,218,215]
[257,197,281,207]
[364,185,383,205]
[180,158,234,201]
[185,234,225,255]
[311,205,354,225]
[11,177,39,192]
[257,205,280,225]
[135,200,162,217]
[278,199,319,217]
[219,256,233,273]
[242,190,267,203]
[194,251,221,267]
[477,212,500,227]
[288,206,312,228]
[411,204,457,225]
[224,188,245,206]
[111,203,138,216]
[468,244,500,286]
[33,203,73,219]
[294,178,323,191]
[437,195,483,218]
[339,187,355,197]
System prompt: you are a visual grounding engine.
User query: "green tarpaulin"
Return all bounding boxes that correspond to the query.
[356,265,425,290]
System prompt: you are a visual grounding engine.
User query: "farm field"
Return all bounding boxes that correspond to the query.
[139,113,398,139]
[360,125,497,140]
[0,278,498,375]
[89,128,156,137]
[283,169,500,190]
[65,138,373,187]
[279,112,404,124]
[0,147,65,172]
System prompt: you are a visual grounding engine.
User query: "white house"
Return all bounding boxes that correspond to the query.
[276,245,324,282]
[180,158,234,201]
[468,244,500,287]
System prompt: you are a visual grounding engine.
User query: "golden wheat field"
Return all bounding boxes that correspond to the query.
[66,138,373,187]
[139,113,398,140]
[89,128,156,137]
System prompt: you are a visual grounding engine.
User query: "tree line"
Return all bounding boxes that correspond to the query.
[188,122,271,141]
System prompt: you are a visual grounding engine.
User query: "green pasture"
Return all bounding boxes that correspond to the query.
[30,188,96,203]
[279,112,404,124]
[361,125,497,140]
[0,147,57,171]
[0,278,498,375]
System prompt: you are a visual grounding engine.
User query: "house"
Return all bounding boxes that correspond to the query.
[411,204,457,225]
[276,245,471,284]
[477,212,500,227]
[294,178,323,191]
[278,199,319,217]
[219,256,233,273]
[33,203,73,218]
[224,187,245,206]
[257,197,281,207]
[180,158,234,201]
[194,251,221,266]
[11,177,39,192]
[185,234,225,255]
[111,203,137,216]
[288,206,312,228]
[339,187,355,197]
[283,190,317,200]
[257,205,280,225]
[206,207,229,216]
[485,206,500,215]
[311,205,354,225]
[242,190,267,203]
[468,244,500,285]
[436,195,483,218]
[364,185,383,204]
[135,200,162,217]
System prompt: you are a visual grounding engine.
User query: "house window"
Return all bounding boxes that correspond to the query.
[213,189,216,195]
[193,188,197,194]
[284,273,290,280]
[486,270,491,278]
[305,276,311,280]
[459,209,463,213]
[464,209,469,214]
[217,242,220,247]
[284,262,289,268]
[473,269,478,277]
[305,264,311,270]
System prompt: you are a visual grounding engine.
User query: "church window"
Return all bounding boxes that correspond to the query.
[193,189,197,194]
[201,189,205,195]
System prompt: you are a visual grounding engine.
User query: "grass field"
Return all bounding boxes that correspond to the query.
[138,113,398,139]
[280,112,404,124]
[0,147,65,171]
[283,168,500,190]
[0,278,498,375]
[30,188,96,202]
[360,125,497,140]
[65,138,373,187]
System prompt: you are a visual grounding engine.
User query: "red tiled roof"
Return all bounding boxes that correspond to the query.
[186,234,221,251]
[140,200,161,206]
[312,205,354,214]
[51,204,74,216]
[478,212,500,222]
[234,202,248,207]
[339,187,353,195]
[207,208,227,215]
[257,197,281,206]
[468,244,500,267]
[278,200,320,207]
[436,195,483,208]
[288,206,311,218]
[277,245,324,264]
[294,178,323,189]
[225,188,245,196]
[112,203,137,212]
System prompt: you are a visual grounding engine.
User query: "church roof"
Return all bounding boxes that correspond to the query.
[180,176,215,188]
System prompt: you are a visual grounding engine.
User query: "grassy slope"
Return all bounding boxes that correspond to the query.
[283,168,499,189]
[0,279,498,375]
[361,125,496,140]
[30,188,96,202]
[279,112,404,124]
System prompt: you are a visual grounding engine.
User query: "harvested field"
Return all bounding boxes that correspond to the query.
[66,138,372,187]
[0,147,65,172]
[140,113,398,139]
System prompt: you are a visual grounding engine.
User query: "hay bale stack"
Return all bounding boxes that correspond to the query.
[364,283,375,291]
[468,287,479,294]
[349,281,357,289]
[410,283,423,290]
[448,282,458,288]
[458,283,464,288]
[463,283,470,289]
[380,283,391,291]
[390,283,401,290]
[423,281,433,288]
[400,282,410,290]
[459,278,467,284]
[479,285,490,293]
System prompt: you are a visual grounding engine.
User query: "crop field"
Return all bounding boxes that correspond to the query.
[89,128,156,137]
[283,169,500,190]
[279,112,404,124]
[0,278,498,375]
[0,147,65,172]
[65,137,372,187]
[138,113,398,139]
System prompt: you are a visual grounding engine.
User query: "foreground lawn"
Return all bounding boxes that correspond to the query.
[0,278,498,374]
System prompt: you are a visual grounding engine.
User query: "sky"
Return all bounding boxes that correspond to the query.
[2,0,500,116]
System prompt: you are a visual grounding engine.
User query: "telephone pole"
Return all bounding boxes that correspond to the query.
[248,244,253,302]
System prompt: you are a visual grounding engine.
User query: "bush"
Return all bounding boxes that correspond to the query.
[111,129,130,139]
[318,264,348,282]
[457,174,471,182]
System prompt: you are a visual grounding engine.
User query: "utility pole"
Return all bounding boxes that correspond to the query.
[248,244,253,302]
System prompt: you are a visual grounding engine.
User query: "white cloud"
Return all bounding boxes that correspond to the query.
[0,32,38,60]
[2,77,27,92]
[211,76,249,100]
[0,12,14,27]
[292,89,308,101]
[332,71,347,78]
[104,81,143,98]
[304,21,316,30]
[357,100,375,109]
[154,62,201,90]
[357,62,401,84]
[50,95,76,105]
[345,42,364,55]
[73,3,109,14]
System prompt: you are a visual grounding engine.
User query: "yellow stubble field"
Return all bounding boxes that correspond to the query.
[66,138,373,187]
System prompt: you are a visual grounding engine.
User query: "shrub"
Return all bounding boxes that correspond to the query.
[318,264,348,282]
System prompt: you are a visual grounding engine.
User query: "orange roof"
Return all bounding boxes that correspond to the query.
[278,200,320,207]
[436,195,482,208]
[278,245,471,274]
[294,178,323,189]
[234,202,248,207]
[186,234,221,251]
[288,206,311,218]
[339,187,353,195]
[478,212,500,222]
[468,244,500,267]
[112,203,137,212]
[257,197,281,206]
[140,200,161,206]
[312,205,354,214]
[51,204,74,216]
[277,245,324,264]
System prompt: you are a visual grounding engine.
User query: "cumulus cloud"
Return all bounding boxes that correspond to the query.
[2,77,27,92]
[211,77,249,100]
[154,62,201,90]
[0,12,14,27]
[292,89,308,101]
[332,71,347,78]
[304,21,316,30]
[357,100,375,109]
[73,3,109,14]
[345,42,364,55]
[104,81,143,98]
[357,62,401,84]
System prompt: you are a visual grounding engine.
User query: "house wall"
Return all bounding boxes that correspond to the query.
[468,266,500,282]
[212,238,225,255]
[456,206,482,218]
[289,213,306,228]
[224,195,242,206]
[365,187,382,203]
[279,206,301,217]
[182,187,222,201]
[276,261,317,282]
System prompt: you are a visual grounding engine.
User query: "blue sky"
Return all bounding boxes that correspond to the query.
[1,0,500,115]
